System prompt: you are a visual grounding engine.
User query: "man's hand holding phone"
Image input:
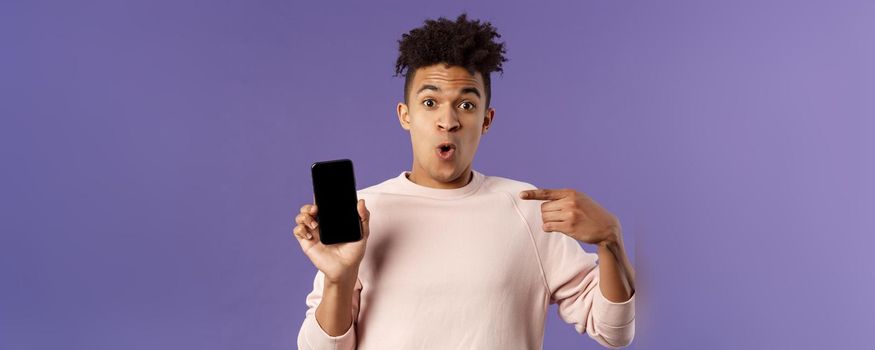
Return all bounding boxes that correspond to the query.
[293,199,370,284]
[293,159,368,336]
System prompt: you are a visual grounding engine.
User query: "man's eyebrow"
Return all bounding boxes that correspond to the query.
[460,87,481,99]
[416,85,440,95]
[415,85,482,99]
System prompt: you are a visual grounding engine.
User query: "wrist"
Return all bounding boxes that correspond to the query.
[324,268,360,288]
[597,227,622,250]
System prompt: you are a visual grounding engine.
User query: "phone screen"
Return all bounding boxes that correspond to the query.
[310,159,362,245]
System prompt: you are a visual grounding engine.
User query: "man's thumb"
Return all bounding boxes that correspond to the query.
[357,199,370,238]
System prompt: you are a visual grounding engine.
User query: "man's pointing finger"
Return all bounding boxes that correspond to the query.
[519,189,566,201]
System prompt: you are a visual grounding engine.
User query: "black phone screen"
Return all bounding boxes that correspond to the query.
[310,159,362,245]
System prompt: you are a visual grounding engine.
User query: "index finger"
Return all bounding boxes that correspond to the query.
[300,204,318,215]
[520,189,567,201]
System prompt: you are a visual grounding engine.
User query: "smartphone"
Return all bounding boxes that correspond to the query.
[310,159,362,245]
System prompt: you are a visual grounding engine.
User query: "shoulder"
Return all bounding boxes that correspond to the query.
[480,173,539,194]
[484,174,565,224]
[479,174,544,217]
[483,176,536,192]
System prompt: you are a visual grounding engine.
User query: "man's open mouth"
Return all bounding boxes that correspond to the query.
[436,143,456,161]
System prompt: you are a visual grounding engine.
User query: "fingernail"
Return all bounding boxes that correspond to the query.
[306,233,312,239]
[310,221,317,229]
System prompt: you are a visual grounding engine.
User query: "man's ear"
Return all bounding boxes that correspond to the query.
[397,102,411,131]
[482,107,495,135]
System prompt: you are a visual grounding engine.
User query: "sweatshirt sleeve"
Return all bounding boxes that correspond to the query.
[515,190,636,349]
[296,271,363,350]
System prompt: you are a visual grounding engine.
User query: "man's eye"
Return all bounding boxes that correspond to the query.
[422,99,436,108]
[459,101,475,110]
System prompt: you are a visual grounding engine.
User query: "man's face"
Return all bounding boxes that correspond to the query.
[397,64,495,188]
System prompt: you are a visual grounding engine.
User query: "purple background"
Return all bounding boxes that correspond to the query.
[2,1,873,349]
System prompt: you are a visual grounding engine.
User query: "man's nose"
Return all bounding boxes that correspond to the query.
[437,108,461,132]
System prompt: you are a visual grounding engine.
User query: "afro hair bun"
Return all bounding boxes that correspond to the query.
[395,13,507,77]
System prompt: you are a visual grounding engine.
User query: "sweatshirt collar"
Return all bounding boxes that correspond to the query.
[394,169,485,199]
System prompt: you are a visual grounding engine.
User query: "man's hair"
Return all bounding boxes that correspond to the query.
[395,13,507,108]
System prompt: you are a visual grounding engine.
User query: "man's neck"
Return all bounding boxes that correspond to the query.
[406,169,473,189]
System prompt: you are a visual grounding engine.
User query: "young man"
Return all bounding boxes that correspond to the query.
[293,14,636,349]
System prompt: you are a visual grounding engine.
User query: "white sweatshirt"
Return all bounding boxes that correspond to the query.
[297,169,635,349]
